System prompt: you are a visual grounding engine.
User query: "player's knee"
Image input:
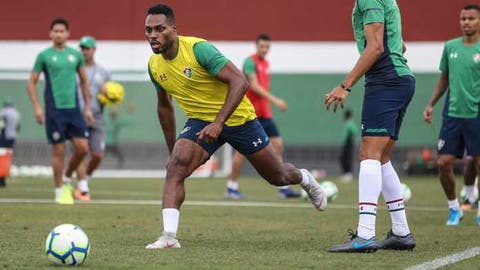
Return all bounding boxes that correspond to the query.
[437,158,453,171]
[166,156,190,177]
[91,152,103,161]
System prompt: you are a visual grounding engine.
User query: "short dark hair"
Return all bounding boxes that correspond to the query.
[463,4,480,12]
[147,4,175,24]
[50,17,69,30]
[256,33,271,43]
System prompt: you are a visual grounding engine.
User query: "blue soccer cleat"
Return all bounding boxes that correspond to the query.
[446,208,463,226]
[224,188,246,200]
[328,229,380,253]
[476,215,480,226]
[278,187,301,199]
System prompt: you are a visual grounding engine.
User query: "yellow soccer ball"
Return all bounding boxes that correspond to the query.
[97,81,125,106]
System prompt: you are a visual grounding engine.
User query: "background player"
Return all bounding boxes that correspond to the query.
[74,35,111,201]
[27,17,94,204]
[326,0,415,252]
[423,4,480,226]
[143,4,326,249]
[0,98,20,187]
[225,33,301,199]
[339,109,359,183]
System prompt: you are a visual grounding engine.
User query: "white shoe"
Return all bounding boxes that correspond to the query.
[145,231,181,249]
[300,169,327,211]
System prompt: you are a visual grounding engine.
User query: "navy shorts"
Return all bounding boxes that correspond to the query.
[361,76,415,140]
[178,118,270,156]
[438,116,480,158]
[45,108,88,144]
[0,138,15,148]
[258,118,280,137]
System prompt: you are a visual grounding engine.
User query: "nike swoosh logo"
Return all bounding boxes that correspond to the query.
[353,240,376,249]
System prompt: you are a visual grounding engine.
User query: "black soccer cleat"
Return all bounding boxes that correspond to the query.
[379,230,416,251]
[328,229,380,253]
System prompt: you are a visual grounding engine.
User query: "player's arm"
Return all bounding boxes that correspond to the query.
[78,66,94,126]
[214,62,249,125]
[423,72,449,124]
[325,22,385,112]
[149,65,175,154]
[193,41,248,143]
[243,59,287,111]
[27,71,44,124]
[156,90,176,155]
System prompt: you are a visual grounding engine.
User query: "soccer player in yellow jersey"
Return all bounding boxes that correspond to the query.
[144,4,327,249]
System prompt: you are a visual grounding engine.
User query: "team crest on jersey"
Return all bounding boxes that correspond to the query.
[183,68,193,78]
[473,53,480,63]
[68,54,76,62]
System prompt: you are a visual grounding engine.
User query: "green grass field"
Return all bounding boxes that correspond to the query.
[1,176,479,269]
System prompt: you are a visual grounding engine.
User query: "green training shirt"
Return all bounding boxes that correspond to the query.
[32,46,84,109]
[440,37,480,118]
[352,0,412,82]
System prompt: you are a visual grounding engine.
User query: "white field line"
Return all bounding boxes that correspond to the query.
[405,247,480,270]
[0,198,446,212]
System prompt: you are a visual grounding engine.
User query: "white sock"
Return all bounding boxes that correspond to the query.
[278,186,289,190]
[78,178,89,193]
[448,199,460,210]
[464,185,475,203]
[478,201,480,217]
[63,175,72,185]
[163,208,180,235]
[357,160,382,239]
[300,169,311,187]
[381,161,411,236]
[227,180,239,190]
[55,188,63,199]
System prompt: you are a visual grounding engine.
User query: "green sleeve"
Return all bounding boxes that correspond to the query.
[359,0,385,25]
[243,57,256,75]
[439,43,448,72]
[77,50,85,69]
[32,52,44,73]
[193,41,229,76]
[148,65,165,92]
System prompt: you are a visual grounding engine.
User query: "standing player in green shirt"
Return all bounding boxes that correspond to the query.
[423,4,480,226]
[27,17,94,205]
[339,109,359,183]
[326,0,415,252]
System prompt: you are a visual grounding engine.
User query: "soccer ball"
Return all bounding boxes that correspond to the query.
[301,180,338,202]
[460,178,479,202]
[320,181,339,202]
[45,224,90,266]
[401,183,412,202]
[97,81,125,106]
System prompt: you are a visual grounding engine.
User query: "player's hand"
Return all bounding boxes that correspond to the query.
[34,106,44,125]
[84,108,95,126]
[423,105,433,124]
[196,121,223,144]
[325,86,349,112]
[273,97,288,111]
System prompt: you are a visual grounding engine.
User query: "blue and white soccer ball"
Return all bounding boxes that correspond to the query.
[45,224,90,266]
[401,183,412,202]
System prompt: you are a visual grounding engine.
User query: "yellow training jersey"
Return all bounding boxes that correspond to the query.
[148,36,256,126]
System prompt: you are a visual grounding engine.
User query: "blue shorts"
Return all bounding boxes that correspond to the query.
[45,108,88,144]
[258,118,280,137]
[438,116,480,158]
[178,118,270,156]
[361,76,415,140]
